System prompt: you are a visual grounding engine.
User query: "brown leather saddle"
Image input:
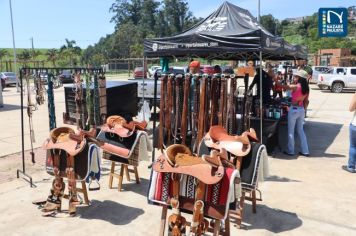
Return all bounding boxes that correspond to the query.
[101,115,147,137]
[97,115,147,158]
[153,144,225,185]
[43,127,86,156]
[203,125,258,157]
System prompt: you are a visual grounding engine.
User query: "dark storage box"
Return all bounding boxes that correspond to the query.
[63,81,138,125]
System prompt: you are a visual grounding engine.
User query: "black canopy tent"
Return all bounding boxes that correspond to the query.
[143,1,307,152]
[144,1,307,61]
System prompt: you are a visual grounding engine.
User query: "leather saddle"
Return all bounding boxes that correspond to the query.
[100,115,147,138]
[153,144,225,185]
[43,127,86,156]
[203,125,258,157]
[97,115,147,158]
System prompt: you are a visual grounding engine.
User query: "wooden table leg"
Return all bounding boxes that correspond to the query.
[108,162,115,189]
[252,190,257,213]
[224,214,230,236]
[81,181,90,205]
[134,166,140,184]
[159,205,168,236]
[124,165,131,181]
[118,164,125,191]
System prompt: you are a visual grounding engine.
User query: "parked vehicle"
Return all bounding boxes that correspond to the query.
[0,72,17,86]
[317,67,356,93]
[311,66,339,84]
[129,66,187,107]
[148,66,161,76]
[311,66,331,82]
[133,67,147,79]
[58,70,73,83]
[154,66,187,77]
[201,65,214,75]
[39,72,48,84]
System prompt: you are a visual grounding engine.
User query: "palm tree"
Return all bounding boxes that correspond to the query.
[46,49,58,67]
[60,39,82,66]
[0,49,9,71]
[18,49,32,67]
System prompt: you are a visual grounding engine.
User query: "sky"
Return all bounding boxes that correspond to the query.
[0,0,354,49]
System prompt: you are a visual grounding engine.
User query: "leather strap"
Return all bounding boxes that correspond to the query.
[210,75,219,127]
[218,76,227,127]
[158,75,167,150]
[192,75,200,152]
[181,74,191,145]
[197,76,207,147]
[166,75,173,145]
[191,181,207,234]
[174,75,183,144]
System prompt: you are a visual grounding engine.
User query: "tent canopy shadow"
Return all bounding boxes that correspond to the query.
[78,200,144,225]
[231,204,303,233]
[277,120,344,158]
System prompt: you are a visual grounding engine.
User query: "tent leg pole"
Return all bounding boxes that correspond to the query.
[259,51,263,143]
[151,66,158,164]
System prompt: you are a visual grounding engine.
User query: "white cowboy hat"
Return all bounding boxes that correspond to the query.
[294,70,308,79]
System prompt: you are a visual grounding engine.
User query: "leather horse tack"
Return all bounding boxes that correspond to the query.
[203,125,258,157]
[153,144,224,185]
[42,127,94,216]
[153,144,228,235]
[97,115,147,157]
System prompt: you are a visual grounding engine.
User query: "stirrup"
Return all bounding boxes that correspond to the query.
[168,211,187,236]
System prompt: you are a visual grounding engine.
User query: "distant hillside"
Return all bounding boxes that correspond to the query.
[261,6,356,55]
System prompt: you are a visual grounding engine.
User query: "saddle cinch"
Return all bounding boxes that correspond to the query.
[96,115,147,158]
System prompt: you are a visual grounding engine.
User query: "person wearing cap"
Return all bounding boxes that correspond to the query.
[278,70,310,157]
[189,60,201,74]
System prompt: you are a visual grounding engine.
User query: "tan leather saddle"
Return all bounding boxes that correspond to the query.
[153,144,225,185]
[97,115,147,158]
[203,125,258,157]
[43,127,86,156]
[101,115,147,138]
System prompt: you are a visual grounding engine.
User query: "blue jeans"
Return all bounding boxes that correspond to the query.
[348,124,356,169]
[287,106,309,154]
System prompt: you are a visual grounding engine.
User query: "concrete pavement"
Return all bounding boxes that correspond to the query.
[0,83,355,235]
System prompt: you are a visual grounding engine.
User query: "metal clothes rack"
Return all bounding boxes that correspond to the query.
[17,67,103,187]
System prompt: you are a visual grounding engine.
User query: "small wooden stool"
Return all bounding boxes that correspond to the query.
[108,162,140,191]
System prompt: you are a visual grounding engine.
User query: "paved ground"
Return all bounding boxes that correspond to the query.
[0,82,355,235]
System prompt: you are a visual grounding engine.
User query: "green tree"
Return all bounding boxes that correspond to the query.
[60,39,82,66]
[162,0,192,35]
[30,50,41,60]
[260,14,280,35]
[110,0,143,26]
[139,0,160,38]
[18,50,32,66]
[46,49,58,67]
[111,21,143,58]
[0,49,9,71]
